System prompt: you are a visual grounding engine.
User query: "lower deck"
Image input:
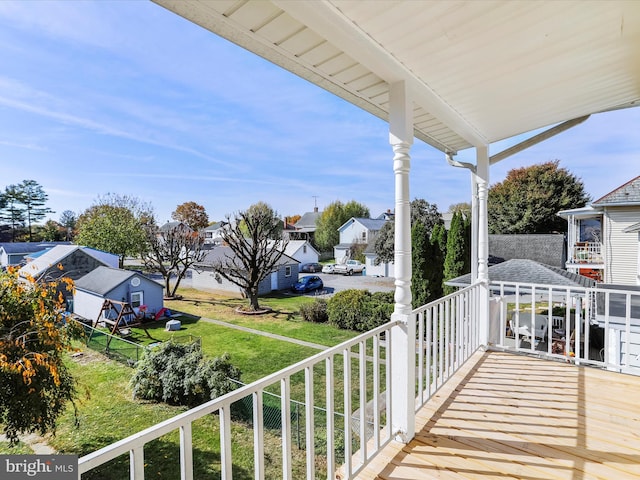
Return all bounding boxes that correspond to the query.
[360,351,640,480]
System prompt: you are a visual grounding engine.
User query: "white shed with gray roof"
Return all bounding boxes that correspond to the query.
[73,266,164,322]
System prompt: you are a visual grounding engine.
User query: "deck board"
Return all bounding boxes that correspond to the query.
[358,351,640,480]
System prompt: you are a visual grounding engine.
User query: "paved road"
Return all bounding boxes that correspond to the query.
[296,271,395,296]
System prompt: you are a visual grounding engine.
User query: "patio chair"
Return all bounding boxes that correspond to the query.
[509,315,548,348]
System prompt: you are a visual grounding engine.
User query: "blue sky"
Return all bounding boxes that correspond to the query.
[0,1,638,225]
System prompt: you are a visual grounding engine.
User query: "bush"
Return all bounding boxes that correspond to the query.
[130,341,241,407]
[299,299,328,323]
[327,289,394,332]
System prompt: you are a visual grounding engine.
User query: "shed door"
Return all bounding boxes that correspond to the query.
[271,272,278,291]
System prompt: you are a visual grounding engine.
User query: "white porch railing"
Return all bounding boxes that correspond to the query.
[413,283,482,410]
[568,241,603,264]
[78,284,484,480]
[491,281,640,375]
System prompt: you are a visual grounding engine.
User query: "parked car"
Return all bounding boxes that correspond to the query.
[300,262,323,273]
[333,259,365,276]
[322,263,336,274]
[291,275,324,293]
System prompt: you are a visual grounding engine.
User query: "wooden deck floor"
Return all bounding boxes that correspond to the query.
[359,350,640,480]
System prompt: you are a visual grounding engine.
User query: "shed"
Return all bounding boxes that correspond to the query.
[73,266,164,322]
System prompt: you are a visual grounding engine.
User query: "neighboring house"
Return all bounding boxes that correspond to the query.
[376,210,395,221]
[488,234,566,268]
[271,239,319,265]
[159,221,190,233]
[202,221,226,245]
[18,245,118,283]
[0,241,71,269]
[334,217,387,263]
[73,266,164,321]
[191,246,299,295]
[364,242,394,278]
[289,207,322,243]
[559,176,640,285]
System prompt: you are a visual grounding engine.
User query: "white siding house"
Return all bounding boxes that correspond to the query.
[334,217,387,263]
[560,176,640,286]
[276,240,319,265]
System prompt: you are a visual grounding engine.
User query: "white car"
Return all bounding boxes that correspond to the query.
[322,263,336,274]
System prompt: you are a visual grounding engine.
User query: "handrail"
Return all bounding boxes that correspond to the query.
[79,319,401,478]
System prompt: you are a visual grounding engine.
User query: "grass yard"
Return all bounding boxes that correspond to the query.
[45,348,317,479]
[163,288,357,347]
[1,289,383,478]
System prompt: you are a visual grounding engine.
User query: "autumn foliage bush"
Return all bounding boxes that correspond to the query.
[0,267,79,444]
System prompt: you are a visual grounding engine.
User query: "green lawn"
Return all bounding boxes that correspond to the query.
[162,288,357,347]
[2,289,377,478]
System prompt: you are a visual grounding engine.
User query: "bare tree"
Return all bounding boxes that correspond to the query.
[141,223,206,298]
[212,203,287,311]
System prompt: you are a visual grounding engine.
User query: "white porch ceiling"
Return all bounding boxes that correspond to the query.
[153,0,640,155]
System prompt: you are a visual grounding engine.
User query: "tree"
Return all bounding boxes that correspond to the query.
[373,199,443,264]
[0,184,26,241]
[141,222,206,298]
[314,200,370,252]
[0,268,78,445]
[75,194,153,268]
[171,201,209,230]
[449,202,471,216]
[130,342,240,408]
[285,214,301,226]
[443,211,469,294]
[212,203,287,311]
[59,210,78,241]
[18,180,54,241]
[39,220,65,241]
[488,160,591,234]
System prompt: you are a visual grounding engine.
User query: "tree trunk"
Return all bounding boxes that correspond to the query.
[248,290,260,311]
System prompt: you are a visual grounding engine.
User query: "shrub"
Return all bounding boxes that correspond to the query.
[130,341,241,407]
[327,289,394,332]
[299,299,328,323]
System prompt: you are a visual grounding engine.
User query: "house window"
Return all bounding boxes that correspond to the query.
[303,245,307,253]
[285,266,292,277]
[362,232,366,242]
[131,291,144,309]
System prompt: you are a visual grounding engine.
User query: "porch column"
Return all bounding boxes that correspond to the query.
[470,175,479,282]
[389,81,415,442]
[475,147,490,347]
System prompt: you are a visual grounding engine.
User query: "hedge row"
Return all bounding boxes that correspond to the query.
[300,290,394,332]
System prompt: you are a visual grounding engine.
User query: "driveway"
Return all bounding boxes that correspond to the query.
[296,272,394,296]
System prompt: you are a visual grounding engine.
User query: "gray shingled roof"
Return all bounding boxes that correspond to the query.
[489,234,566,268]
[294,211,321,229]
[75,266,139,296]
[445,259,596,288]
[592,176,640,206]
[0,241,70,255]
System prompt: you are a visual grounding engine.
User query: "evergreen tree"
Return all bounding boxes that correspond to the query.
[18,180,53,241]
[443,211,469,294]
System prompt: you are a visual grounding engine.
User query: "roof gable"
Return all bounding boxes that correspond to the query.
[338,217,387,233]
[592,176,640,206]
